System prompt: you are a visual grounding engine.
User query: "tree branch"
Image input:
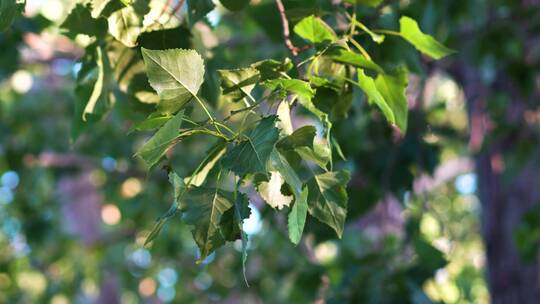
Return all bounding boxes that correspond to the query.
[275,0,299,56]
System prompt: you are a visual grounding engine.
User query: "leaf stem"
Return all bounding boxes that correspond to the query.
[373,29,402,36]
[348,37,372,60]
[193,94,224,134]
[348,4,357,38]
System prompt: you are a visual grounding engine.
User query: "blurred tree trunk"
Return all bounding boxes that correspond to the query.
[453,61,540,303]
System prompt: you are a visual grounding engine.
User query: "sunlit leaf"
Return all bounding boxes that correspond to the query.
[276,100,293,135]
[82,46,111,120]
[258,171,294,210]
[328,48,383,73]
[268,150,309,244]
[356,69,395,126]
[307,170,351,238]
[108,5,143,47]
[184,141,227,187]
[218,68,260,103]
[141,48,205,114]
[399,16,455,60]
[264,79,315,102]
[294,15,337,44]
[351,19,385,44]
[375,67,409,133]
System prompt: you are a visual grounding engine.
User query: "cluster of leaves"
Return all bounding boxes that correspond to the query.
[0,0,453,267]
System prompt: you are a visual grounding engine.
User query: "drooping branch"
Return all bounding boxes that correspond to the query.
[275,0,299,56]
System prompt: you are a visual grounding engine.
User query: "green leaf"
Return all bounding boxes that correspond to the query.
[293,15,337,44]
[288,187,309,245]
[347,0,384,7]
[276,100,293,135]
[296,141,331,169]
[141,48,205,114]
[108,5,143,47]
[138,26,192,50]
[127,73,160,104]
[399,16,455,60]
[72,45,111,140]
[277,126,316,151]
[130,113,171,132]
[235,193,250,285]
[356,69,395,126]
[72,44,113,140]
[220,192,250,241]
[82,45,112,120]
[264,79,315,102]
[180,187,237,262]
[328,48,383,73]
[107,40,145,92]
[312,86,353,121]
[218,68,260,103]
[184,141,227,187]
[220,185,251,283]
[258,171,294,210]
[186,0,214,25]
[375,68,409,133]
[252,58,293,82]
[90,0,116,18]
[222,116,280,176]
[307,171,351,238]
[0,0,23,32]
[268,150,308,244]
[60,4,107,38]
[265,79,327,123]
[220,0,250,11]
[136,110,184,168]
[350,19,385,44]
[144,172,185,246]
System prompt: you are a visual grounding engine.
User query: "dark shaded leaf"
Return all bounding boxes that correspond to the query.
[222,116,280,176]
[277,126,316,151]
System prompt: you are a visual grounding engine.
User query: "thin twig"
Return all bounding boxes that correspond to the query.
[275,0,299,56]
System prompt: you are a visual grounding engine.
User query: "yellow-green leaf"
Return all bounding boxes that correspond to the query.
[399,16,455,60]
[294,15,337,44]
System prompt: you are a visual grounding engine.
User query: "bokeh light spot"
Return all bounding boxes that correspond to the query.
[121,178,143,198]
[1,171,19,190]
[101,204,121,225]
[10,70,33,94]
[314,241,338,265]
[455,173,477,195]
[243,204,262,235]
[16,271,47,296]
[138,277,156,297]
[157,268,178,287]
[157,286,176,302]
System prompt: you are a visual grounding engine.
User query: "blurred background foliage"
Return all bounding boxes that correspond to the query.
[1,0,539,303]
